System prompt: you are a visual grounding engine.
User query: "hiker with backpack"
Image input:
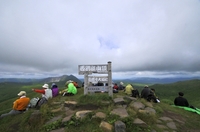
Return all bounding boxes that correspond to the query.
[147,88,160,103]
[62,81,77,96]
[32,84,52,108]
[0,91,30,118]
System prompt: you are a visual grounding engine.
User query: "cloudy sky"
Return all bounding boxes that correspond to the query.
[0,0,200,79]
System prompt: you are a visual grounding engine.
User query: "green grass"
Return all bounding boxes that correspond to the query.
[1,79,200,132]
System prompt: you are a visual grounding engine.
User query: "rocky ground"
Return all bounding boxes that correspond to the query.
[28,95,200,132]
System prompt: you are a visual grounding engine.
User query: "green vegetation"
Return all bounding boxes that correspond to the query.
[0,79,200,132]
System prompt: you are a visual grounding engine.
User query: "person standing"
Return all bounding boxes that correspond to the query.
[0,91,30,118]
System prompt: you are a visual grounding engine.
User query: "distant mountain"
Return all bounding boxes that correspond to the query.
[40,75,83,87]
[127,77,200,84]
[0,78,40,83]
[0,75,83,87]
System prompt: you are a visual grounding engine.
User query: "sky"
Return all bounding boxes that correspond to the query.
[0,0,200,79]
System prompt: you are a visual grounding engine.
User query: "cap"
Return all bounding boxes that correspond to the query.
[18,91,26,96]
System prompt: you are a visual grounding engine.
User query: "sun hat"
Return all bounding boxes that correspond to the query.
[18,91,26,96]
[42,84,49,89]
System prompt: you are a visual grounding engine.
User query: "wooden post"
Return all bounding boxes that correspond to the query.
[84,72,88,95]
[108,61,113,97]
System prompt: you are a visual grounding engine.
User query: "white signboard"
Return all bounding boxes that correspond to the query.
[78,65,108,75]
[88,76,108,83]
[88,86,109,92]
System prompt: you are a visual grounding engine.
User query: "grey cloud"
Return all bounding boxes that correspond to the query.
[0,0,200,78]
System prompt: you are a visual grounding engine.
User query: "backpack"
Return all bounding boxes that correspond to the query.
[36,97,48,108]
[131,89,140,98]
[29,97,40,108]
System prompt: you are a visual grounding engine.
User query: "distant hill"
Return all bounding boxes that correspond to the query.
[124,77,200,84]
[0,75,83,88]
[40,75,82,88]
[0,78,40,83]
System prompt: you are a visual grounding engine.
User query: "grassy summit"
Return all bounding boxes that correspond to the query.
[0,79,200,132]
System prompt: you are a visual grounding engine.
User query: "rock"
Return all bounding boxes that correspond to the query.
[95,112,106,119]
[64,101,77,108]
[75,110,92,119]
[133,118,148,128]
[99,121,113,132]
[51,106,63,113]
[110,107,129,118]
[156,124,167,129]
[62,114,73,122]
[145,102,153,107]
[130,102,145,111]
[144,107,156,115]
[113,97,125,105]
[159,117,173,122]
[114,120,126,132]
[123,96,137,101]
[167,122,177,130]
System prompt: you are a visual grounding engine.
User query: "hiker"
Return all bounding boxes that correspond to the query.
[141,85,151,100]
[174,92,189,107]
[113,83,119,90]
[0,91,30,118]
[130,84,140,98]
[32,84,52,107]
[147,88,160,103]
[113,83,119,93]
[124,84,134,95]
[51,83,59,97]
[118,82,125,90]
[62,81,77,96]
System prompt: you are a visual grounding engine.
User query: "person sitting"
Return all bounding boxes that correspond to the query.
[174,92,189,107]
[118,82,125,90]
[113,83,119,90]
[113,83,119,93]
[147,88,160,103]
[131,86,140,98]
[141,85,150,100]
[0,91,30,118]
[51,83,59,97]
[63,82,77,96]
[32,84,52,108]
[124,84,134,95]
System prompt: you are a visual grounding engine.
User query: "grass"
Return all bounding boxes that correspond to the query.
[1,79,200,132]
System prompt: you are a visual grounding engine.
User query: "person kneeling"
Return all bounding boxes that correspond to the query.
[63,82,77,96]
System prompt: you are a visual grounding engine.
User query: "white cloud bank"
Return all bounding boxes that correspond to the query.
[0,0,200,79]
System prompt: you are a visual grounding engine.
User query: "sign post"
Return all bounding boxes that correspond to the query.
[78,61,112,97]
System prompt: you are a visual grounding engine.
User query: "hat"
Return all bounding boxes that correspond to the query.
[145,85,149,88]
[42,84,49,89]
[51,83,56,87]
[18,91,26,96]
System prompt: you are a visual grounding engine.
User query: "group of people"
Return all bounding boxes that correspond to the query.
[0,80,78,119]
[0,81,195,119]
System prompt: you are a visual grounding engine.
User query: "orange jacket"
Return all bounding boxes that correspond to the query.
[13,96,30,110]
